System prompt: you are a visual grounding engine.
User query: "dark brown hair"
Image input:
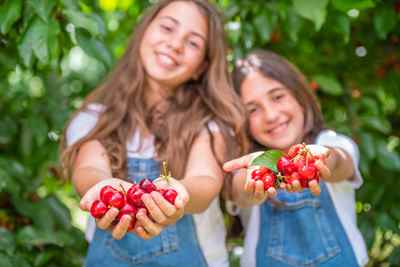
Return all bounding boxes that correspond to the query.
[61,0,249,181]
[232,50,324,148]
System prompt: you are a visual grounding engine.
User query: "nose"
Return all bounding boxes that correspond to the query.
[262,105,279,123]
[167,34,184,53]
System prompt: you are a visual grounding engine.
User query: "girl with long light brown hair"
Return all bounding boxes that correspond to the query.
[61,0,248,266]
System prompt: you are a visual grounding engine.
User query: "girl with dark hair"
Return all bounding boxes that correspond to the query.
[224,50,368,267]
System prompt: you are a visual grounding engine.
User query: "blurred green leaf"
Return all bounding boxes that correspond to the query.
[373,6,397,40]
[16,226,71,247]
[376,139,400,171]
[64,9,103,37]
[0,117,18,145]
[292,0,328,30]
[253,12,277,42]
[0,253,13,267]
[332,14,350,43]
[284,8,302,42]
[313,75,343,95]
[0,0,22,34]
[331,0,375,12]
[34,250,57,267]
[75,30,113,68]
[361,116,391,134]
[359,132,376,160]
[29,0,56,22]
[0,228,16,254]
[18,17,49,66]
[251,150,284,173]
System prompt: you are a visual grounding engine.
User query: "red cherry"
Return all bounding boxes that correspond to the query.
[163,189,178,204]
[116,203,137,230]
[262,173,276,190]
[251,166,272,180]
[139,179,157,193]
[107,191,126,209]
[298,164,317,180]
[157,188,167,195]
[127,185,145,208]
[90,200,108,218]
[100,185,119,205]
[277,156,297,175]
[287,144,304,158]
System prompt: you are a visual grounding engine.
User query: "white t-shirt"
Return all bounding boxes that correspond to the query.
[239,130,369,267]
[66,103,229,267]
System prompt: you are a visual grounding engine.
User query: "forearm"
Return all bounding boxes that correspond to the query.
[180,175,222,213]
[232,169,255,208]
[72,166,113,197]
[324,148,355,183]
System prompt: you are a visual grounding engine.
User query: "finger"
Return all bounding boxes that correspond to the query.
[267,187,277,198]
[97,207,119,230]
[292,180,301,191]
[280,182,287,190]
[309,180,321,196]
[323,148,331,159]
[223,154,253,172]
[244,179,256,193]
[286,182,293,192]
[111,215,131,240]
[174,196,186,210]
[254,180,266,199]
[142,193,168,225]
[135,226,152,240]
[80,189,98,211]
[136,210,163,237]
[151,191,176,217]
[315,160,331,180]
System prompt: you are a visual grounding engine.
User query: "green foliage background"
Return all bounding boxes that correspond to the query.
[0,0,399,266]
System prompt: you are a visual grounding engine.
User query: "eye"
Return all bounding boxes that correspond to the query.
[188,40,199,48]
[272,94,285,102]
[160,24,173,33]
[247,106,258,114]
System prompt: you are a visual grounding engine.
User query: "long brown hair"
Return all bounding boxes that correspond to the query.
[61,0,249,181]
[232,50,324,149]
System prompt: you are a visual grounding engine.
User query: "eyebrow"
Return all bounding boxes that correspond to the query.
[244,86,286,106]
[159,16,207,41]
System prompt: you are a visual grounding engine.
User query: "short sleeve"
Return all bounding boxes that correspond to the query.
[65,104,103,146]
[315,130,363,189]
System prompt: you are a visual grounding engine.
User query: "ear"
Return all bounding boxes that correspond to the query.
[192,61,208,80]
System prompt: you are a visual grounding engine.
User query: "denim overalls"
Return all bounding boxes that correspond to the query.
[256,182,359,267]
[85,158,208,267]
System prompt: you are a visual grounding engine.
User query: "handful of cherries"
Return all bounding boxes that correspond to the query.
[250,143,323,196]
[90,162,178,230]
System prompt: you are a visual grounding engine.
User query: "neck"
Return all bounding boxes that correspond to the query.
[144,77,175,111]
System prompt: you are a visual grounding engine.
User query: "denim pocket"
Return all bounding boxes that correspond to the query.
[266,190,340,267]
[105,225,178,265]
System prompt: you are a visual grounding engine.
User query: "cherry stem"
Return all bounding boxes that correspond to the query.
[162,161,170,183]
[119,183,126,195]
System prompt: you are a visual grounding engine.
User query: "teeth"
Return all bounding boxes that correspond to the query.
[158,54,175,67]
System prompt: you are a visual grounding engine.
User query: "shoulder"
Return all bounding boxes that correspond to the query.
[66,103,104,146]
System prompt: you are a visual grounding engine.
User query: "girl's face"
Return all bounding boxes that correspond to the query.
[140,1,208,91]
[241,71,305,151]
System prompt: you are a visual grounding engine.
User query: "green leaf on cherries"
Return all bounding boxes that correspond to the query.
[250,150,284,173]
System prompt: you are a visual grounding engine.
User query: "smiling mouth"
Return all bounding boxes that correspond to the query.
[156,52,179,69]
[267,122,288,135]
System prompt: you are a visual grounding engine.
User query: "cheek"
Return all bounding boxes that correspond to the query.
[249,116,263,138]
[186,51,205,70]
